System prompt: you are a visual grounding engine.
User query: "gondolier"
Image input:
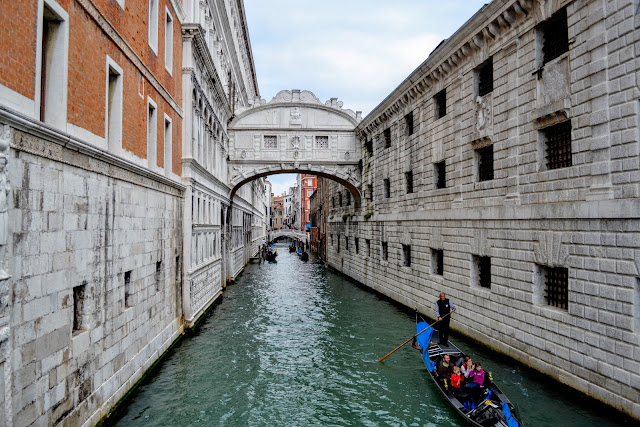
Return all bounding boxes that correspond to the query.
[435,292,456,345]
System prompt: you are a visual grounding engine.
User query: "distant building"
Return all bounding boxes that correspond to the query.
[299,174,317,231]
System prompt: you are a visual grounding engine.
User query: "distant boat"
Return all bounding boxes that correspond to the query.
[265,251,278,262]
[289,245,296,253]
[299,251,309,262]
[415,321,522,427]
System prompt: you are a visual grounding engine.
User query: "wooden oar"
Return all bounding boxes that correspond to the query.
[378,311,452,363]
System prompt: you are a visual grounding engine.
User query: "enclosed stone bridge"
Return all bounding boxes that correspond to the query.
[268,229,307,241]
[228,90,363,201]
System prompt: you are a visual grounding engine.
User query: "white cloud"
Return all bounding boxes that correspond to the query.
[267,173,297,197]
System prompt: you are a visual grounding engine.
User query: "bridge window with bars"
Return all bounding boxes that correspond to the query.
[542,266,568,310]
[315,135,329,149]
[477,145,494,181]
[474,256,491,289]
[539,7,568,65]
[264,135,277,149]
[543,121,572,170]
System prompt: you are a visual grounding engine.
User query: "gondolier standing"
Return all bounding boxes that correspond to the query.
[435,292,456,344]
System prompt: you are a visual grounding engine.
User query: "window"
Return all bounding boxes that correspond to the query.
[367,184,373,201]
[331,234,334,246]
[332,197,335,208]
[543,121,572,170]
[339,193,343,206]
[540,266,569,310]
[337,236,340,253]
[155,260,162,291]
[355,238,359,254]
[264,135,277,149]
[73,282,88,333]
[175,256,181,283]
[164,9,173,73]
[147,97,157,168]
[477,145,494,181]
[307,189,313,197]
[365,139,373,156]
[39,2,68,128]
[477,58,493,97]
[315,136,329,149]
[474,256,491,289]
[405,171,414,194]
[384,128,391,148]
[381,242,388,261]
[435,161,446,189]
[124,270,133,308]
[164,115,172,175]
[149,0,159,53]
[539,7,568,65]
[403,245,411,267]
[106,57,123,152]
[345,191,351,206]
[434,89,446,119]
[432,249,443,276]
[384,179,390,198]
[366,239,371,257]
[345,236,349,252]
[405,112,414,136]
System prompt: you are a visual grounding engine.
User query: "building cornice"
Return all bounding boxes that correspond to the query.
[234,0,260,98]
[78,0,184,117]
[168,0,186,23]
[355,0,534,139]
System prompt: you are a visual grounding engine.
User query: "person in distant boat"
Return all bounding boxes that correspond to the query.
[465,362,485,390]
[435,292,456,344]
[437,354,453,380]
[450,365,462,389]
[460,356,474,380]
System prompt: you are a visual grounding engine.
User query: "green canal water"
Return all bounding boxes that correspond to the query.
[110,243,632,426]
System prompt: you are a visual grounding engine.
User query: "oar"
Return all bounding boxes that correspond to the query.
[378,311,452,362]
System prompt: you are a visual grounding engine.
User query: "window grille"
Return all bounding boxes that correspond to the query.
[543,266,568,310]
[435,89,446,118]
[382,242,388,260]
[315,136,329,149]
[124,270,133,308]
[367,184,373,201]
[405,171,414,194]
[544,121,572,170]
[540,7,568,65]
[403,245,411,267]
[384,179,390,198]
[264,135,277,149]
[384,128,391,148]
[478,256,491,289]
[73,282,87,332]
[435,161,446,189]
[405,112,414,136]
[477,145,494,181]
[433,249,443,275]
[355,238,359,254]
[477,58,493,97]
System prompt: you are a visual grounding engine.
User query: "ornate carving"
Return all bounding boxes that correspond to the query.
[290,136,301,150]
[475,95,491,132]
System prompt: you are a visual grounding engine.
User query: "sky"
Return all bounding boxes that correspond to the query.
[243,0,489,195]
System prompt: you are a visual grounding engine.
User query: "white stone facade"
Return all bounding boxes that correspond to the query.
[327,0,640,419]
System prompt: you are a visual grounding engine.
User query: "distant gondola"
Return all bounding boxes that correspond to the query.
[414,321,521,427]
[265,251,278,262]
[289,245,296,253]
[299,251,309,261]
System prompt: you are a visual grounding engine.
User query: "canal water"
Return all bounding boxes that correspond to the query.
[111,243,631,426]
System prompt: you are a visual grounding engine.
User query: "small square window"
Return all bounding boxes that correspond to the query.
[435,161,446,189]
[474,256,491,289]
[477,145,494,182]
[315,136,329,149]
[264,135,277,149]
[384,179,390,198]
[434,89,446,118]
[405,112,414,136]
[543,121,572,170]
[539,7,568,65]
[432,249,443,276]
[405,171,414,194]
[403,245,411,267]
[541,266,569,310]
[384,128,391,148]
[381,242,388,261]
[477,58,493,97]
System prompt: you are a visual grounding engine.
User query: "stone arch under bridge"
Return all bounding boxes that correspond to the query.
[227,89,363,201]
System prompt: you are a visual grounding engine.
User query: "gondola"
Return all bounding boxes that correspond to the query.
[415,321,521,427]
[289,245,296,253]
[298,251,309,261]
[265,250,277,262]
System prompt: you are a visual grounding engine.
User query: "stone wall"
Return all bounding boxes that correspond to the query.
[327,0,640,420]
[1,118,184,426]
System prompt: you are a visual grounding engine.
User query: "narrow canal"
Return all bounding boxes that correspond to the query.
[111,243,630,426]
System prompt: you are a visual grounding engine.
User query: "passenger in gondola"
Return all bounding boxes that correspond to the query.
[436,354,453,380]
[465,362,485,390]
[460,356,474,381]
[450,365,462,389]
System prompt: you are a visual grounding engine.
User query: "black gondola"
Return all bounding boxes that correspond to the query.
[265,250,278,262]
[299,251,309,261]
[415,321,521,427]
[289,245,296,253]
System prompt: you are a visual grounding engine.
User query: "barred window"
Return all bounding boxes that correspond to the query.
[315,136,329,149]
[337,236,340,253]
[339,193,343,206]
[405,171,414,194]
[544,121,572,170]
[477,58,493,97]
[477,145,494,181]
[331,234,334,246]
[435,161,446,189]
[367,184,373,201]
[73,282,88,332]
[345,236,349,252]
[382,241,388,261]
[366,239,371,257]
[403,245,411,267]
[432,249,443,276]
[124,270,133,308]
[331,197,335,208]
[345,191,351,206]
[476,256,491,289]
[542,266,568,310]
[405,112,414,136]
[264,135,277,149]
[365,139,373,156]
[435,89,446,118]
[540,7,568,65]
[355,237,359,254]
[384,128,391,148]
[384,179,390,198]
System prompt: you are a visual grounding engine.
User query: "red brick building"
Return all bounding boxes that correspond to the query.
[299,173,316,230]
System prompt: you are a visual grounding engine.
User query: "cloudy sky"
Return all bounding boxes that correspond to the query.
[243,0,489,195]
